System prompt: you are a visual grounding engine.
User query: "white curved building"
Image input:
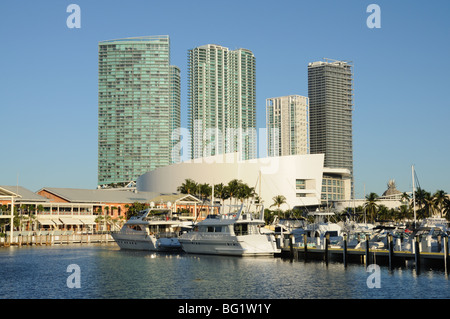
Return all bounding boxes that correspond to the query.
[137,153,352,209]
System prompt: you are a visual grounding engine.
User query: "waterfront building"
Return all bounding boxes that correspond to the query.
[334,180,407,212]
[308,59,354,188]
[188,44,256,161]
[37,188,201,229]
[0,185,201,233]
[137,152,352,210]
[98,35,181,186]
[266,95,309,157]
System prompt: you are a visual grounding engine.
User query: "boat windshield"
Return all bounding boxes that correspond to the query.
[234,223,260,236]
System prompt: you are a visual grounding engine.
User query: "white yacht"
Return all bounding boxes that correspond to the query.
[111,208,193,251]
[178,204,280,256]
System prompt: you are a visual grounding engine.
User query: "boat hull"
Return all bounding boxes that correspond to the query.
[111,232,182,252]
[179,233,279,256]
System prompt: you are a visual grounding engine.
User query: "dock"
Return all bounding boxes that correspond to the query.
[279,233,450,274]
[0,231,114,247]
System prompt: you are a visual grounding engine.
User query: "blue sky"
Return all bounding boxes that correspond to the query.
[1,0,449,199]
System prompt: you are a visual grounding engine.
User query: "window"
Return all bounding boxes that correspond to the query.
[296,179,306,190]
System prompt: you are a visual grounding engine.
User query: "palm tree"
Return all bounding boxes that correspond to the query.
[397,204,412,223]
[423,191,434,218]
[177,178,198,195]
[270,195,287,218]
[227,179,241,205]
[198,183,212,201]
[237,183,254,204]
[364,192,379,223]
[443,197,450,221]
[214,183,229,205]
[413,188,427,213]
[432,190,447,218]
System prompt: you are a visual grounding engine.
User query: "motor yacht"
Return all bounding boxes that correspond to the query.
[178,204,280,256]
[111,208,193,251]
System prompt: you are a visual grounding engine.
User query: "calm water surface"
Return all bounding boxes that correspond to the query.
[0,244,449,299]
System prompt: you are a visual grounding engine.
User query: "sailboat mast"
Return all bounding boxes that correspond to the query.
[412,165,417,229]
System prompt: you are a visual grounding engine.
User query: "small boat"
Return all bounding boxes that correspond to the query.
[178,204,280,256]
[111,208,193,251]
[295,211,343,248]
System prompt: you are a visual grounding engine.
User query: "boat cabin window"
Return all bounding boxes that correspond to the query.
[126,225,143,231]
[234,223,249,236]
[325,231,339,237]
[199,226,224,233]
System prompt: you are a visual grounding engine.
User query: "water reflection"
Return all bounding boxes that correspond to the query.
[0,244,449,299]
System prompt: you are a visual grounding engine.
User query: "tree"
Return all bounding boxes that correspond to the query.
[214,183,230,205]
[423,191,434,218]
[432,190,447,218]
[237,183,254,204]
[227,179,241,205]
[177,178,198,195]
[443,197,450,221]
[270,195,287,218]
[397,204,412,223]
[126,202,149,219]
[413,188,428,214]
[364,192,379,223]
[197,183,212,201]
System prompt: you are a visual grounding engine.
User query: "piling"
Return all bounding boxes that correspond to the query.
[388,234,394,270]
[289,234,295,260]
[444,236,449,274]
[414,236,421,273]
[324,233,330,264]
[343,233,348,267]
[303,233,308,260]
[365,234,370,267]
[438,235,442,253]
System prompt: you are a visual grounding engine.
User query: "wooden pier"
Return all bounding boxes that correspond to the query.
[0,231,114,247]
[279,233,450,274]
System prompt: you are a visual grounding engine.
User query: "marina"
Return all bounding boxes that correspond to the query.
[3,217,450,276]
[277,216,450,274]
[0,243,449,299]
[280,233,450,273]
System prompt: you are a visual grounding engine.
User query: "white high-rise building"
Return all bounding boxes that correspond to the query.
[188,44,256,161]
[266,95,309,157]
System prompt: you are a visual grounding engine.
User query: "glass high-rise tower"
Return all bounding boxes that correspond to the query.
[188,44,256,161]
[98,36,180,185]
[308,59,354,198]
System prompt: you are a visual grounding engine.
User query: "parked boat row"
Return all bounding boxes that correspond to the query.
[111,203,280,257]
[273,211,450,253]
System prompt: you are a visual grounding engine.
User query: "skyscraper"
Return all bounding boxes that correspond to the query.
[98,36,180,185]
[188,44,256,161]
[266,95,309,157]
[308,59,354,193]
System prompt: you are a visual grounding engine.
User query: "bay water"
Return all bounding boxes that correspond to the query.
[0,243,449,299]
